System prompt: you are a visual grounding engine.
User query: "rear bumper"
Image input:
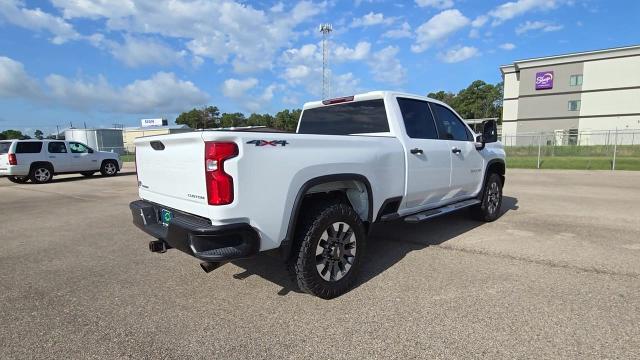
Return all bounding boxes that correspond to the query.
[129,200,260,262]
[0,165,29,177]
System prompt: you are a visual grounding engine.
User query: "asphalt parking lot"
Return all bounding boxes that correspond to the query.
[1,166,639,359]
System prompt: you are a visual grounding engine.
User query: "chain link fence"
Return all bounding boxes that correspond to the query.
[502,129,640,170]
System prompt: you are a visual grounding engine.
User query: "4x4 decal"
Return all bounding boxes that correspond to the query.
[246,140,289,147]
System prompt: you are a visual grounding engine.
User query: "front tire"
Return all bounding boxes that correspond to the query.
[29,165,53,184]
[100,160,118,176]
[470,172,503,222]
[290,200,366,299]
[7,176,29,184]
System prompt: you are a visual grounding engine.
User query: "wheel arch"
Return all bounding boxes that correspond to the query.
[479,159,506,200]
[279,173,373,260]
[101,158,120,171]
[30,161,54,173]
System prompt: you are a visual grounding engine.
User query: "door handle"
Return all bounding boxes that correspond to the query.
[49,156,56,159]
[451,147,462,154]
[410,148,423,155]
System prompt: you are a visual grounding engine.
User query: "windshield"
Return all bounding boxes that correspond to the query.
[298,99,389,135]
[0,142,11,154]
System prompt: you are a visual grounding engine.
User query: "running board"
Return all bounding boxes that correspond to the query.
[403,199,481,223]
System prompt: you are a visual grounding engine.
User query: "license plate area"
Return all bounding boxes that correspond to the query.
[159,209,173,226]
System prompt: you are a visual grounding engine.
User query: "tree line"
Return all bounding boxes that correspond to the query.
[175,106,302,132]
[428,80,503,123]
[0,79,503,139]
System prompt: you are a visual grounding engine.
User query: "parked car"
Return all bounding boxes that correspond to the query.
[0,139,122,184]
[130,91,505,298]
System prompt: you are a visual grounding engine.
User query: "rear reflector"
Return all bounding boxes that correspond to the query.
[8,153,17,165]
[322,96,354,105]
[205,142,238,205]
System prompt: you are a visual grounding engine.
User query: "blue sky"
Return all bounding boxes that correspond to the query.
[0,0,638,134]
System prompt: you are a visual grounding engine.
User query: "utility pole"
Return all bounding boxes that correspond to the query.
[319,23,333,100]
[56,125,60,140]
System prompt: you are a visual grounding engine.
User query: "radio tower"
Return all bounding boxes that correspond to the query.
[319,23,333,100]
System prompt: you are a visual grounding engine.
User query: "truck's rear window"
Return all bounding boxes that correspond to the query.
[0,142,10,154]
[16,142,43,154]
[298,99,389,135]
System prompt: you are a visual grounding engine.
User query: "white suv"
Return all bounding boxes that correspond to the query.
[0,139,123,184]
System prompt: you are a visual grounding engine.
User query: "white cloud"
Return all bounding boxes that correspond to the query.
[0,0,80,44]
[438,46,479,63]
[415,0,454,9]
[411,9,470,53]
[489,0,566,25]
[51,0,136,19]
[221,78,259,98]
[100,35,187,68]
[468,28,480,38]
[515,20,563,34]
[334,42,371,61]
[499,42,517,50]
[499,43,516,51]
[471,15,489,27]
[0,56,208,114]
[50,0,325,74]
[0,56,40,98]
[350,12,395,28]
[383,22,412,39]
[368,46,406,85]
[283,65,312,84]
[45,72,208,113]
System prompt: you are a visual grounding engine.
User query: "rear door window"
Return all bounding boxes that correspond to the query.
[430,103,473,141]
[298,99,389,135]
[48,142,68,153]
[15,142,43,153]
[0,142,10,154]
[397,98,439,139]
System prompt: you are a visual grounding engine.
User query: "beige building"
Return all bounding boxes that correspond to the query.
[500,45,640,145]
[123,125,192,152]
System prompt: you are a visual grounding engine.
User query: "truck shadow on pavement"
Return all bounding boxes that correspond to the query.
[232,196,519,297]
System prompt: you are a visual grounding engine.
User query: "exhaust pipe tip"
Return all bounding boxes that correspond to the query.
[200,262,223,273]
[148,240,167,253]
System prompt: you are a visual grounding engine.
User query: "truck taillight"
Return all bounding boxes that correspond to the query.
[8,153,17,165]
[204,142,238,205]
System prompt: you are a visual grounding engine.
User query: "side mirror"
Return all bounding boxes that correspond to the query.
[88,149,94,154]
[475,119,498,150]
[482,119,498,143]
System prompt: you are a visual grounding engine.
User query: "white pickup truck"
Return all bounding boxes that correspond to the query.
[130,91,505,298]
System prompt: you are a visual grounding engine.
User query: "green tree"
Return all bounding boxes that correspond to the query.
[274,109,301,132]
[0,132,5,140]
[246,113,275,127]
[1,130,25,139]
[34,129,44,140]
[219,112,246,128]
[175,106,220,129]
[427,90,456,107]
[428,80,503,123]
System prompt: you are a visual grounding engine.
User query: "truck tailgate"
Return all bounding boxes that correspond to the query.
[135,132,210,219]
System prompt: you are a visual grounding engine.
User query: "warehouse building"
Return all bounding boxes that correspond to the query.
[123,125,192,152]
[500,45,640,145]
[64,128,124,154]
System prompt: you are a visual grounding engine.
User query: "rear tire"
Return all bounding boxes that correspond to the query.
[29,164,53,184]
[289,200,366,299]
[470,172,503,222]
[100,160,118,176]
[7,176,29,184]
